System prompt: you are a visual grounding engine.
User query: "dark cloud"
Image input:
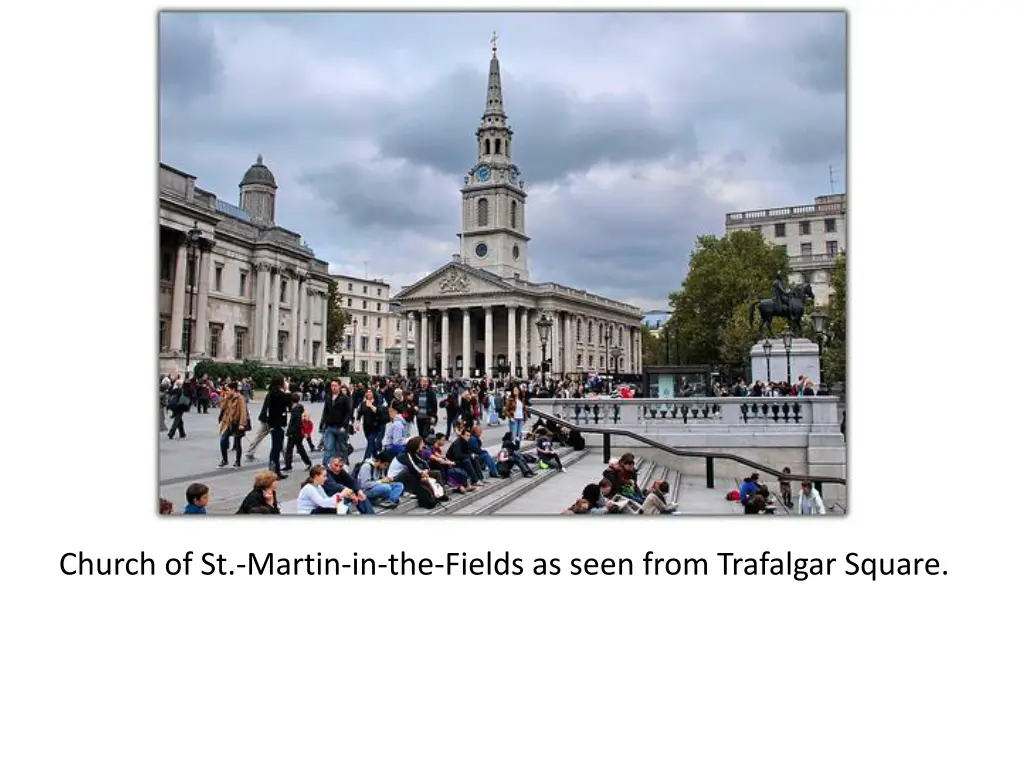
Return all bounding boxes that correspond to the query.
[789,13,847,94]
[158,13,221,102]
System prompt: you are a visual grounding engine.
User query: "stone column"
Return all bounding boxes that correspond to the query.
[551,311,561,376]
[320,290,328,366]
[169,240,188,353]
[462,309,471,378]
[268,268,281,362]
[419,311,429,376]
[637,327,643,371]
[289,272,300,362]
[507,306,517,379]
[441,309,450,379]
[529,309,541,375]
[401,311,412,377]
[484,306,494,378]
[519,309,528,377]
[193,248,210,356]
[302,288,311,364]
[563,313,572,378]
[254,264,269,360]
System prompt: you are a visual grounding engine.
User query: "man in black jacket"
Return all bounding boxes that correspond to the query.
[319,378,352,466]
[324,455,374,514]
[264,376,293,479]
[446,425,485,484]
[413,376,438,438]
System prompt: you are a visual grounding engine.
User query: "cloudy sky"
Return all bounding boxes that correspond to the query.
[159,11,845,311]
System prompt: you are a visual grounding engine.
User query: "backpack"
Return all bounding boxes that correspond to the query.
[568,429,586,451]
[350,460,366,490]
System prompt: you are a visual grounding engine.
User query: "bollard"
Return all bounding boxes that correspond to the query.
[706,457,715,489]
[602,432,611,464]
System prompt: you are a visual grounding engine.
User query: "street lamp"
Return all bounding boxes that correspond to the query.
[536,313,553,388]
[761,337,773,386]
[811,309,830,387]
[183,221,203,379]
[781,327,793,389]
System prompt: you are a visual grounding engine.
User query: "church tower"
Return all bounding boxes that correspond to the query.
[458,33,530,281]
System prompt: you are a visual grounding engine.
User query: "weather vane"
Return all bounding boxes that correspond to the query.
[491,30,498,54]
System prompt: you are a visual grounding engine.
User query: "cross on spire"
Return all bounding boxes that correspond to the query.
[491,30,498,55]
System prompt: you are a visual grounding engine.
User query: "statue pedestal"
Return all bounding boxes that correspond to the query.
[749,338,821,386]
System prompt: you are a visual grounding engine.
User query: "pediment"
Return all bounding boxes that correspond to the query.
[395,264,512,301]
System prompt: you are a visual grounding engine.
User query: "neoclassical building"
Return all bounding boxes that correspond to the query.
[393,40,645,380]
[158,156,334,375]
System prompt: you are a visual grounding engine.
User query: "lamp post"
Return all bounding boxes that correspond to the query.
[761,337,773,386]
[536,313,553,389]
[183,221,203,379]
[781,327,793,389]
[811,309,830,387]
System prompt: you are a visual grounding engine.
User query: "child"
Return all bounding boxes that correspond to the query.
[301,409,316,453]
[779,467,793,508]
[184,483,209,515]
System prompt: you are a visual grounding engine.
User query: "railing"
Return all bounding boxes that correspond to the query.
[527,405,846,496]
[532,397,838,429]
[725,201,846,222]
[789,252,839,269]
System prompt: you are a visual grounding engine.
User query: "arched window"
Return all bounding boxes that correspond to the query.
[484,139,491,155]
[495,138,502,154]
[477,198,489,226]
[510,200,518,229]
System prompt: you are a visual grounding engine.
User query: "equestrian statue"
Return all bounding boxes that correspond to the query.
[749,272,815,338]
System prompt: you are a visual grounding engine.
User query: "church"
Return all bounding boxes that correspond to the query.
[393,38,645,380]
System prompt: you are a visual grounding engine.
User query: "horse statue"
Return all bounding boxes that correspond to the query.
[749,282,815,338]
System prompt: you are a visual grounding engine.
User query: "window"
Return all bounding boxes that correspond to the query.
[209,324,221,358]
[362,300,367,309]
[801,242,813,255]
[774,222,786,237]
[377,288,382,296]
[160,250,173,281]
[362,315,367,326]
[181,320,193,353]
[496,138,502,154]
[826,240,839,255]
[360,360,368,373]
[749,225,761,234]
[577,320,582,341]
[511,200,518,229]
[159,318,168,350]
[312,341,321,365]
[588,322,593,343]
[799,220,811,235]
[600,356,604,369]
[376,303,381,311]
[347,283,353,292]
[588,355,594,368]
[347,298,352,307]
[376,317,381,329]
[214,265,223,293]
[362,285,367,294]
[375,338,381,352]
[234,327,247,359]
[484,139,491,154]
[577,354,582,369]
[397,320,402,332]
[239,272,248,297]
[374,361,381,375]
[618,327,622,345]
[361,337,368,352]
[277,332,287,361]
[477,198,489,227]
[345,335,352,350]
[825,218,837,233]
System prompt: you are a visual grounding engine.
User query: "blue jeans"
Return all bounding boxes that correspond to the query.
[363,427,385,460]
[364,482,404,504]
[323,426,349,466]
[509,418,524,443]
[475,450,499,477]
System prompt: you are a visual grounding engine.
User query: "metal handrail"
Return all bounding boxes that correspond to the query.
[527,405,846,493]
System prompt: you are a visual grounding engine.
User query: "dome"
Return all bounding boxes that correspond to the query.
[240,154,277,188]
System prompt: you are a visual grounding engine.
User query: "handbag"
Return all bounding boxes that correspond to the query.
[425,476,446,500]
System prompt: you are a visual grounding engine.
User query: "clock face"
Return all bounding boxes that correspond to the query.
[476,165,491,182]
[475,242,488,258]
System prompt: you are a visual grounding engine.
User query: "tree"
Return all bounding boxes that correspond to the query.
[822,253,846,385]
[670,231,789,366]
[325,278,351,353]
[641,325,661,367]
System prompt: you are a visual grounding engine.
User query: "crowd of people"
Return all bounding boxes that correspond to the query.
[564,451,679,515]
[159,372,589,515]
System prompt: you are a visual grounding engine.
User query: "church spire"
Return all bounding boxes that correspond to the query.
[481,30,507,128]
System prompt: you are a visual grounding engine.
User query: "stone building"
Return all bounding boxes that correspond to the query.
[392,39,645,380]
[324,274,415,376]
[158,156,333,376]
[723,192,847,305]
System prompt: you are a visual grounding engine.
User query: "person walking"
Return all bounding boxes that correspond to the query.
[244,396,271,463]
[319,379,352,466]
[217,381,249,467]
[264,376,292,480]
[166,383,189,439]
[413,376,438,439]
[283,392,312,473]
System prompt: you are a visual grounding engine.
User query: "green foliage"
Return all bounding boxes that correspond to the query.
[325,278,352,353]
[641,325,661,367]
[670,231,789,366]
[193,359,334,389]
[821,253,846,385]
